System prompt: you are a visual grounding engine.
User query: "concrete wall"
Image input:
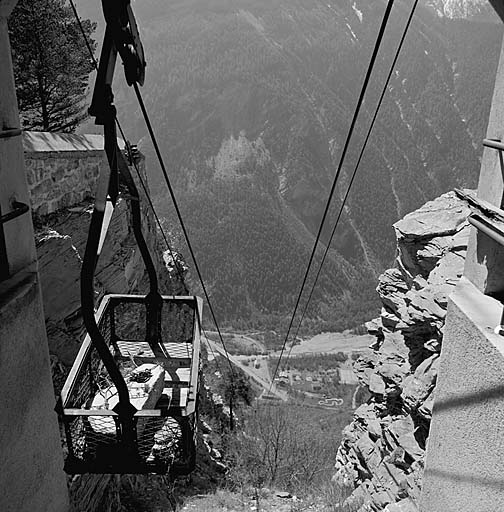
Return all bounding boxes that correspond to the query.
[0,273,69,512]
[490,0,504,23]
[420,278,504,512]
[464,37,504,295]
[23,131,110,216]
[0,3,68,510]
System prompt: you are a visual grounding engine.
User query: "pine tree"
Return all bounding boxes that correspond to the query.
[8,0,96,132]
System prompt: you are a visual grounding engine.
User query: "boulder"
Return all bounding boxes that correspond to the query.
[354,352,380,386]
[394,191,470,241]
[387,418,415,442]
[342,424,360,445]
[374,462,404,498]
[402,354,439,410]
[386,447,409,470]
[406,289,446,322]
[367,419,382,441]
[377,269,410,314]
[356,433,382,473]
[397,432,424,461]
[354,403,378,422]
[369,372,386,395]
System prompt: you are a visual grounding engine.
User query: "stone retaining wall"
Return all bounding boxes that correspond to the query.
[23,131,113,215]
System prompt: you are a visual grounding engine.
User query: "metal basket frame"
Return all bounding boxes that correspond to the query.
[60,294,202,475]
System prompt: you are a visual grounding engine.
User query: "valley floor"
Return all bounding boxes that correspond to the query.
[180,488,336,512]
[272,331,373,356]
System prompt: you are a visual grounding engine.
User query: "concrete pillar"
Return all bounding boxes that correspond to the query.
[420,3,504,511]
[0,2,69,510]
[419,278,504,512]
[464,36,504,294]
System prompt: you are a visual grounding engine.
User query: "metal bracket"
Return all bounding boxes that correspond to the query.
[0,128,22,139]
[483,138,504,151]
[0,201,29,225]
[101,0,146,86]
[469,213,504,247]
[467,139,504,246]
[80,0,165,436]
[0,201,30,282]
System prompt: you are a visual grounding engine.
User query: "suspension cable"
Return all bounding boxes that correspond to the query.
[68,0,98,68]
[132,83,236,378]
[270,0,396,387]
[282,0,420,367]
[201,326,224,376]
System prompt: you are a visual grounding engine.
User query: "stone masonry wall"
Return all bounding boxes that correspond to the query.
[26,150,103,215]
[23,131,110,216]
[333,191,472,512]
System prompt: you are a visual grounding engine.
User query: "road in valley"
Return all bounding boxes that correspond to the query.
[203,334,288,402]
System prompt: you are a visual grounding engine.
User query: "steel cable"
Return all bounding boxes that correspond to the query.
[270,0,397,387]
[132,83,236,379]
[283,0,420,367]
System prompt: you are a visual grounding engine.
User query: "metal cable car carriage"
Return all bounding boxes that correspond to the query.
[58,0,202,475]
[60,292,202,475]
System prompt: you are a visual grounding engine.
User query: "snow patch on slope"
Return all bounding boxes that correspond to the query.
[426,0,489,18]
[352,2,363,22]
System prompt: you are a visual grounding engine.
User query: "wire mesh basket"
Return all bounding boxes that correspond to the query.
[59,294,202,475]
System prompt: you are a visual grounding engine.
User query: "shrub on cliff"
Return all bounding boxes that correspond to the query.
[226,403,350,495]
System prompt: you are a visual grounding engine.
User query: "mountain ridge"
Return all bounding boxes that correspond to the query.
[77,0,502,331]
[425,0,492,19]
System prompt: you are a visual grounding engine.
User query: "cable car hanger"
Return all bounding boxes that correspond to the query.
[58,0,202,476]
[82,0,164,442]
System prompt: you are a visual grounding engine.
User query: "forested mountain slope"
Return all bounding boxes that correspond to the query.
[79,0,502,331]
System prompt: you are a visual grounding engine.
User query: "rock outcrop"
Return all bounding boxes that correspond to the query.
[333,191,471,511]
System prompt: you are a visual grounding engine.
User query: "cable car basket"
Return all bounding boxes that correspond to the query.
[59,294,202,475]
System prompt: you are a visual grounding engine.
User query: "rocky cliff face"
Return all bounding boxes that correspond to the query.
[333,191,471,512]
[30,147,186,378]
